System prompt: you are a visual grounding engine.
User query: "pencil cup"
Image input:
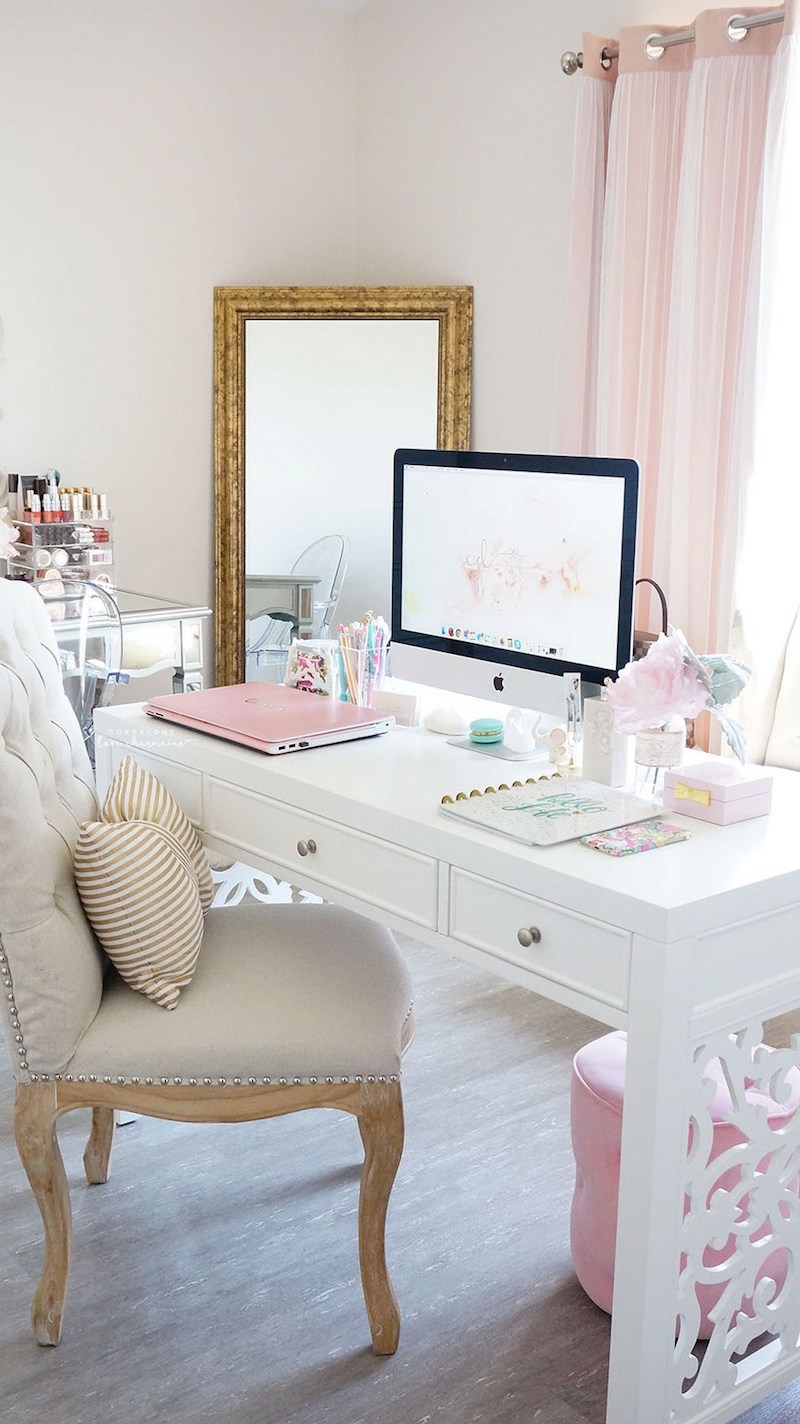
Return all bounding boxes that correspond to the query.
[338,634,385,707]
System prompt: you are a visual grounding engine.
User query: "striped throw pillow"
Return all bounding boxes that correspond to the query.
[74,820,204,1009]
[102,756,213,911]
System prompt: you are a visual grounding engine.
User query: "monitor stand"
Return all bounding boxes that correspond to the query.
[446,736,550,765]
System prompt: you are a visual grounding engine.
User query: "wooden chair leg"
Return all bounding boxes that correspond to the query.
[13,1084,72,1346]
[83,1106,116,1185]
[356,1080,404,1355]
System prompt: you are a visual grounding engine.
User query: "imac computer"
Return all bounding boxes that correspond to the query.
[390,448,639,720]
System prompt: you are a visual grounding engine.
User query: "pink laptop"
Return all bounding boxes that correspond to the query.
[145,683,395,755]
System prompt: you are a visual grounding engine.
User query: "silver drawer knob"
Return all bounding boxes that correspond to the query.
[297,838,317,857]
[517,926,542,948]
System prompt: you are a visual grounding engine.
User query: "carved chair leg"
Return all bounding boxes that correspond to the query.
[13,1084,72,1346]
[83,1106,116,1185]
[356,1080,404,1355]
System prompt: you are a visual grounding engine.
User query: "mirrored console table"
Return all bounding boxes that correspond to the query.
[43,585,212,693]
[245,574,321,640]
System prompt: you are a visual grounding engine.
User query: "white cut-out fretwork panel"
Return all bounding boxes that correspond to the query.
[209,861,323,909]
[672,1020,800,1419]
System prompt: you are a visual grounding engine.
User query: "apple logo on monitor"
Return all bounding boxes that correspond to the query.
[493,674,504,692]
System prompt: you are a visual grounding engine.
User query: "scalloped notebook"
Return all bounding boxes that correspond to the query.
[439,776,660,847]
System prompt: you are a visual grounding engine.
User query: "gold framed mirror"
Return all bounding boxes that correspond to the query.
[214,285,473,685]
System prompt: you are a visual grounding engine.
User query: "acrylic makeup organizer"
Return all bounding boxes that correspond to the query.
[6,509,114,608]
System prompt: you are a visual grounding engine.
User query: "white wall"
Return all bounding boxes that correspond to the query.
[0,0,358,604]
[354,0,690,452]
[0,0,691,670]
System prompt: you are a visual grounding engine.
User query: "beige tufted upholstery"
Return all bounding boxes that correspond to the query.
[0,579,412,1356]
[0,579,102,1076]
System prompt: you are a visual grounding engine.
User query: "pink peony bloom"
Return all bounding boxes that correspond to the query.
[605,633,710,734]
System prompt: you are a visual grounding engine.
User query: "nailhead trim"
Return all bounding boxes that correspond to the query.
[3,923,404,1093]
[7,1068,403,1088]
[48,1070,404,1086]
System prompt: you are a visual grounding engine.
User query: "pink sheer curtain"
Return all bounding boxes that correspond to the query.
[652,11,779,658]
[558,7,788,669]
[555,35,617,454]
[595,27,692,632]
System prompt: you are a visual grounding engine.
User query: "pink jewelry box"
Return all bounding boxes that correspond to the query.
[663,759,773,825]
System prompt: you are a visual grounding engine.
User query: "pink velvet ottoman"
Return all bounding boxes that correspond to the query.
[570,1030,800,1340]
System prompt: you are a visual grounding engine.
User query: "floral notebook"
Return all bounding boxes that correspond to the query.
[439,776,661,847]
[581,819,691,856]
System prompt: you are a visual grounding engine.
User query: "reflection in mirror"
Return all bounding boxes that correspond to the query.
[246,320,438,629]
[214,286,472,686]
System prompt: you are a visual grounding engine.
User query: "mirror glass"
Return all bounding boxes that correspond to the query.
[246,319,438,627]
[214,286,473,685]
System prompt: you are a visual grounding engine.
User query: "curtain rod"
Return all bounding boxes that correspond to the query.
[560,7,785,74]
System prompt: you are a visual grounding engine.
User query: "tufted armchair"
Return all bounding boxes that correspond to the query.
[0,579,412,1353]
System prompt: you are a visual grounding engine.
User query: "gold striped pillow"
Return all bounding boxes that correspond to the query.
[74,820,203,1009]
[102,756,213,911]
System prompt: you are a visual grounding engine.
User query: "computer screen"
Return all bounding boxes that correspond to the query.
[390,449,639,718]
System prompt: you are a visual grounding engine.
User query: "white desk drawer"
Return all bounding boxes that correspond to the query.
[207,779,439,930]
[449,867,631,1011]
[101,743,204,825]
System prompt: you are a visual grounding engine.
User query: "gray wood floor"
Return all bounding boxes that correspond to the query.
[1,932,799,1423]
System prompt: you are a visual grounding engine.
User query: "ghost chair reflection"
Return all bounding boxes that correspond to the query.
[245,534,349,681]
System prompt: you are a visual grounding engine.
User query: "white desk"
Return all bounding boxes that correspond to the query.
[94,703,800,1424]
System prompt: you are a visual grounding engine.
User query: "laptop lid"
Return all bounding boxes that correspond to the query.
[145,683,394,755]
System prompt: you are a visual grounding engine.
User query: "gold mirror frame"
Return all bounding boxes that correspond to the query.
[213,285,473,685]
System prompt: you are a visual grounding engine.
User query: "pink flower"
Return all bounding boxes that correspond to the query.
[605,633,710,734]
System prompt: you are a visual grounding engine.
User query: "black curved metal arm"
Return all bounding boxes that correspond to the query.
[634,577,669,635]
